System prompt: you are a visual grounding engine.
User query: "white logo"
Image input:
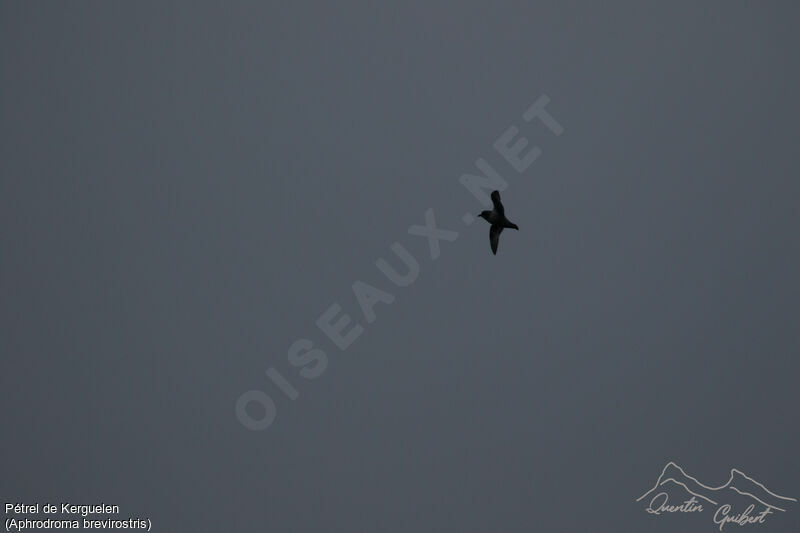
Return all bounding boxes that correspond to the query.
[636,461,796,530]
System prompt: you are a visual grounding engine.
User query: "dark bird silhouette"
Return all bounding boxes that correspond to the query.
[477,190,519,255]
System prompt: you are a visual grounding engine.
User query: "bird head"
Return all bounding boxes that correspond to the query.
[478,210,491,220]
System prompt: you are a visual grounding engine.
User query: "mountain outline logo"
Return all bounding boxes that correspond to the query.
[636,461,796,530]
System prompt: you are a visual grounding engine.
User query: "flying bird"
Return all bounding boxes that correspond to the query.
[477,190,519,255]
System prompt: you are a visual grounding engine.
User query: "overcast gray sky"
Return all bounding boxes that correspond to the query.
[2,2,799,532]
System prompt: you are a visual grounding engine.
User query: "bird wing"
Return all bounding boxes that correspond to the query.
[490,190,505,215]
[490,225,503,255]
